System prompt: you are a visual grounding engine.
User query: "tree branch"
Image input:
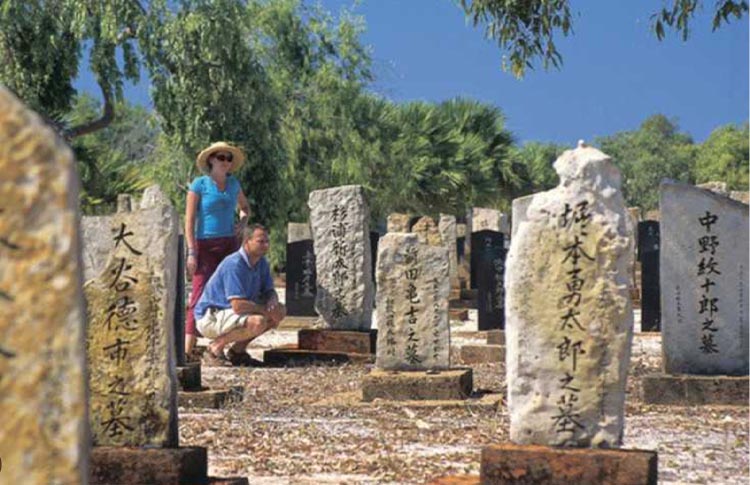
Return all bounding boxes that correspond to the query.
[64,80,115,139]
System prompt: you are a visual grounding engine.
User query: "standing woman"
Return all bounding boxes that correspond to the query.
[185,141,251,358]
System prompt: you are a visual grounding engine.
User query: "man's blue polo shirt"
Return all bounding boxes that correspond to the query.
[194,246,274,320]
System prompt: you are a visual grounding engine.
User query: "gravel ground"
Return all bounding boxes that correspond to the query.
[181,325,749,485]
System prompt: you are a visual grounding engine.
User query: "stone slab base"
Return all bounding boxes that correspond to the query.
[641,373,749,405]
[91,446,208,484]
[278,315,318,330]
[480,444,657,485]
[312,390,502,410]
[459,344,505,365]
[177,362,202,391]
[450,309,470,321]
[362,368,473,401]
[428,474,480,484]
[449,298,478,310]
[298,328,376,354]
[486,330,505,345]
[264,348,373,367]
[178,386,243,409]
[209,478,249,485]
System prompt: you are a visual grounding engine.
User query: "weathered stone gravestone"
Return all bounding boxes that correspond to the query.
[438,214,459,289]
[286,222,317,316]
[638,220,661,332]
[660,181,749,376]
[387,212,411,232]
[475,230,509,331]
[511,193,536,239]
[0,86,89,485]
[308,185,374,330]
[506,142,634,447]
[85,196,179,447]
[374,233,450,370]
[411,215,442,246]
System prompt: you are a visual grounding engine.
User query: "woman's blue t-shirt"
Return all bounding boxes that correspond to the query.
[189,175,241,239]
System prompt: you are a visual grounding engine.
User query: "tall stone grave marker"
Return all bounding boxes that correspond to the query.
[308,185,374,330]
[505,142,634,447]
[660,181,749,375]
[469,207,509,288]
[286,222,317,316]
[475,230,509,331]
[0,86,89,484]
[85,195,179,447]
[411,215,442,246]
[375,233,450,370]
[439,214,459,289]
[638,220,661,332]
[387,212,411,232]
[511,193,536,239]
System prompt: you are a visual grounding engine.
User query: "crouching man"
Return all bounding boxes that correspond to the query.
[195,223,286,366]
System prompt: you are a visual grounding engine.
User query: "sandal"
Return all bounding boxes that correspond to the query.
[201,349,231,367]
[227,348,264,367]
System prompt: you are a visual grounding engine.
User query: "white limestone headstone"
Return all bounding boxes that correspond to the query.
[439,214,459,289]
[308,185,374,330]
[505,141,634,448]
[0,86,89,484]
[660,181,749,375]
[375,233,451,370]
[511,193,536,239]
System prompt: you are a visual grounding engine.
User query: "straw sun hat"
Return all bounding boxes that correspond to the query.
[196,141,246,174]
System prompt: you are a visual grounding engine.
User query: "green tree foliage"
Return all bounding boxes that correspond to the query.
[457,0,747,76]
[67,94,157,214]
[596,114,696,210]
[693,123,749,190]
[510,141,567,193]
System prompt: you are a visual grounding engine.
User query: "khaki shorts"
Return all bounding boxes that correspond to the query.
[196,308,247,339]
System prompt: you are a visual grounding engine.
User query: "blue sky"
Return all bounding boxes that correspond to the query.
[75,0,748,145]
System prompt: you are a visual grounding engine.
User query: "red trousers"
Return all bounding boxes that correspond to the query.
[185,236,239,337]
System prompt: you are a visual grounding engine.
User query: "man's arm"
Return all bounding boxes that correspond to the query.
[230,298,266,316]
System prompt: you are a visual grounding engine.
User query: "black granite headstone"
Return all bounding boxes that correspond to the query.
[175,234,186,366]
[370,231,380,283]
[475,230,508,330]
[638,220,660,332]
[286,239,317,316]
[456,236,465,262]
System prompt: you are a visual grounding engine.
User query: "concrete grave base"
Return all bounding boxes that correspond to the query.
[177,362,202,391]
[178,386,244,409]
[313,389,502,410]
[458,344,505,365]
[278,315,318,330]
[298,328,377,354]
[480,443,657,485]
[641,373,749,405]
[449,308,470,321]
[362,368,473,401]
[428,475,480,484]
[263,348,373,367]
[486,330,505,345]
[90,446,248,485]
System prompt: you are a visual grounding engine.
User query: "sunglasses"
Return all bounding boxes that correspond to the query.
[213,153,233,162]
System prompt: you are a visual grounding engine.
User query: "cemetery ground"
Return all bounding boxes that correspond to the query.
[179,318,749,485]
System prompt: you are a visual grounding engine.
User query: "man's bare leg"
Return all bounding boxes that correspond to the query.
[208,315,269,356]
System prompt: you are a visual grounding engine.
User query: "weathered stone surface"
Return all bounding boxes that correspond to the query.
[85,197,180,446]
[505,142,634,447]
[140,184,172,210]
[308,185,374,330]
[471,207,510,234]
[90,446,207,485]
[0,86,88,485]
[645,209,660,221]
[511,193,536,238]
[375,233,451,370]
[82,214,115,280]
[412,215,443,246]
[459,344,505,365]
[298,329,376,354]
[287,222,312,243]
[486,330,505,345]
[660,181,749,375]
[697,180,728,195]
[729,190,749,204]
[362,368,473,401]
[641,373,748,405]
[480,444,658,485]
[456,223,466,238]
[439,214,460,289]
[387,212,412,232]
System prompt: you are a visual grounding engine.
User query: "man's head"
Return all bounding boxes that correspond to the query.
[242,224,270,258]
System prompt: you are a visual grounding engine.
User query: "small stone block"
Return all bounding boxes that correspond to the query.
[459,345,505,365]
[486,330,505,345]
[90,446,208,485]
[264,348,373,367]
[209,478,250,485]
[450,309,470,321]
[480,443,657,485]
[177,362,202,391]
[450,299,478,310]
[278,316,318,330]
[642,373,749,405]
[429,475,480,485]
[178,386,243,409]
[362,368,473,401]
[298,328,377,354]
